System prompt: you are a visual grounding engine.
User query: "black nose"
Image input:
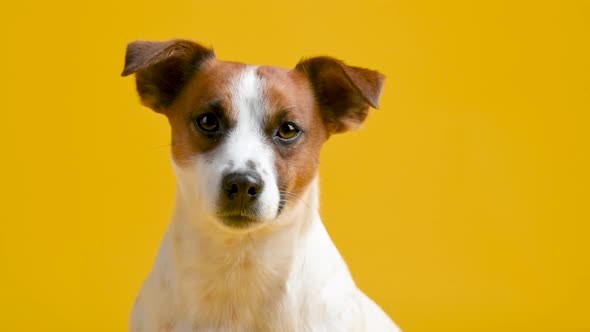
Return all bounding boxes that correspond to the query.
[222,172,264,202]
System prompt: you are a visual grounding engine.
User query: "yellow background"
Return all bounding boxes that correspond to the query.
[1,0,589,331]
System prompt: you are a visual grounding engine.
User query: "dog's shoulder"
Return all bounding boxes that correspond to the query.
[130,229,180,331]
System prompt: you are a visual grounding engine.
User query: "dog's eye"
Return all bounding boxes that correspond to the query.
[195,113,220,133]
[276,122,300,141]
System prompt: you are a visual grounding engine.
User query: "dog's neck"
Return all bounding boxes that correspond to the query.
[168,177,321,329]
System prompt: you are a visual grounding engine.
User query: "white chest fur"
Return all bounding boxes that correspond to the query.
[129,180,399,332]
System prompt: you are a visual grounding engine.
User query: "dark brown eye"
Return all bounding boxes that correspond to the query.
[195,113,220,133]
[276,122,300,141]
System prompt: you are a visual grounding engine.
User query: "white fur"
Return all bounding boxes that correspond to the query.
[130,67,401,331]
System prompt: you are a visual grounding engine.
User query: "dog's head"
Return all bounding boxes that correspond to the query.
[122,39,384,231]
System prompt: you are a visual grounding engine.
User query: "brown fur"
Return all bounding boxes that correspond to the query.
[296,56,385,133]
[166,59,246,166]
[256,66,327,201]
[121,39,214,112]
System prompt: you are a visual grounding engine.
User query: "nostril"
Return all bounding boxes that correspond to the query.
[247,186,258,197]
[229,184,239,195]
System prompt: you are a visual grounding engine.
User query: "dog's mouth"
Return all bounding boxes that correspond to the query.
[217,212,260,228]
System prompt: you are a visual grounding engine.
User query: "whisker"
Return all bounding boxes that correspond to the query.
[279,190,313,210]
[151,143,171,150]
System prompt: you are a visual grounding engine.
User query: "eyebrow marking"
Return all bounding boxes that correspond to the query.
[264,108,298,135]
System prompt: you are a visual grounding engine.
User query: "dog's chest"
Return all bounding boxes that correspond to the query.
[166,232,299,331]
[179,267,294,331]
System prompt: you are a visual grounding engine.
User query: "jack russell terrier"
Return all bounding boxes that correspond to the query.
[122,39,401,332]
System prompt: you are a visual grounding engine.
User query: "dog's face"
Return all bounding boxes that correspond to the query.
[168,62,325,228]
[122,39,384,230]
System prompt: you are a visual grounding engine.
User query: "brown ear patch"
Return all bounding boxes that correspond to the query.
[295,57,385,134]
[121,39,215,112]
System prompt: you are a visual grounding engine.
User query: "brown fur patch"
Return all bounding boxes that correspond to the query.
[121,39,215,112]
[295,56,385,133]
[165,59,247,166]
[257,66,328,203]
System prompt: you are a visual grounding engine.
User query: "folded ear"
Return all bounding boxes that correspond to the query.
[295,57,385,134]
[121,39,214,112]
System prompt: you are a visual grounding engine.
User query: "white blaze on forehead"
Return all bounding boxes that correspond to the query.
[226,66,271,169]
[222,66,279,220]
[232,66,266,123]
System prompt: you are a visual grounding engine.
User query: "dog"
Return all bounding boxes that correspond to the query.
[122,39,401,332]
